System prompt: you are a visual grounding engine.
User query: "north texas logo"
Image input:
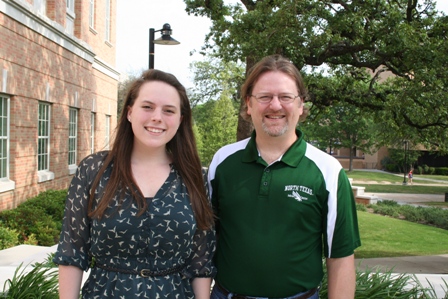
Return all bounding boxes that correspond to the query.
[285,185,313,202]
[288,190,308,202]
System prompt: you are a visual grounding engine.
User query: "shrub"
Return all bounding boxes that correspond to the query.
[318,260,443,298]
[423,164,430,173]
[417,166,423,175]
[356,204,367,212]
[0,189,66,247]
[372,205,400,218]
[19,189,66,225]
[428,167,435,175]
[435,167,448,176]
[377,200,399,207]
[0,260,59,299]
[0,226,18,250]
[399,205,425,223]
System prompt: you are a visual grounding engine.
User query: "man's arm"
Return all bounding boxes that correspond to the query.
[326,254,356,299]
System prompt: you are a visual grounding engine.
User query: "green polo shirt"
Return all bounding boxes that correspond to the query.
[208,129,361,298]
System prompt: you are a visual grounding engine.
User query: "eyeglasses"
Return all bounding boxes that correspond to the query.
[250,93,300,104]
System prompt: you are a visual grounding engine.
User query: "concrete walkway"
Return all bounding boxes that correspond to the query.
[0,244,447,297]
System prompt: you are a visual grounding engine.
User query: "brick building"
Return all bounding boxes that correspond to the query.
[0,0,118,210]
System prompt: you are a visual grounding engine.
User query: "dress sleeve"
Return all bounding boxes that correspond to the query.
[53,154,103,271]
[184,168,217,278]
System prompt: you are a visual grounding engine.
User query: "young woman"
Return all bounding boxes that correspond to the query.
[54,69,216,299]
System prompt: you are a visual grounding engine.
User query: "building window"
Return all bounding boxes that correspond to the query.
[0,96,9,179]
[105,0,111,42]
[68,108,78,168]
[66,0,76,35]
[34,0,46,15]
[89,0,95,28]
[38,103,50,171]
[0,95,14,192]
[90,112,95,154]
[66,0,75,13]
[104,115,110,150]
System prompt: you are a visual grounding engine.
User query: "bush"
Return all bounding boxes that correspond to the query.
[417,166,423,175]
[0,260,59,298]
[435,167,448,176]
[0,226,18,250]
[0,189,66,247]
[369,201,448,231]
[356,204,367,212]
[377,199,400,207]
[399,205,425,223]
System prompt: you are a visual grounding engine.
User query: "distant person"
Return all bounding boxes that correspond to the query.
[54,69,216,298]
[408,168,414,185]
[208,55,361,299]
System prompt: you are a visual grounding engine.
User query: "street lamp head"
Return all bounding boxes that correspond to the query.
[153,23,180,45]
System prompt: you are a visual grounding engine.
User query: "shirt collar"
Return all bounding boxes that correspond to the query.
[242,129,306,167]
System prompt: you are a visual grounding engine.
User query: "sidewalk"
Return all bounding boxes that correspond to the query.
[355,255,448,298]
[353,187,448,298]
[0,245,447,297]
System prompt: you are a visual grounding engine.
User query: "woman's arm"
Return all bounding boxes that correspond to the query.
[192,277,212,299]
[58,265,83,299]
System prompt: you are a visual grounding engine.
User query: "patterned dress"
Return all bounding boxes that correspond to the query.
[54,151,216,298]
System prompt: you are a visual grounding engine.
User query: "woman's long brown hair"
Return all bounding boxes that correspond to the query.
[88,69,214,230]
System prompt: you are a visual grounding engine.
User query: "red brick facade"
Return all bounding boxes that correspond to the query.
[0,0,118,210]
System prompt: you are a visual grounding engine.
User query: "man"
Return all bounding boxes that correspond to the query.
[208,55,361,299]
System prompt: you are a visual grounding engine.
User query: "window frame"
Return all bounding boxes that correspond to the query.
[37,102,54,182]
[68,108,78,174]
[105,0,111,42]
[0,95,15,192]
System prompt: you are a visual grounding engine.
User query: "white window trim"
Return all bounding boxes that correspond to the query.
[105,0,111,42]
[68,108,78,174]
[89,0,95,29]
[104,115,110,150]
[37,102,54,183]
[0,95,15,192]
[90,112,95,154]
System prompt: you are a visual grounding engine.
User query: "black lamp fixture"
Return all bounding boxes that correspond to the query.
[149,23,180,69]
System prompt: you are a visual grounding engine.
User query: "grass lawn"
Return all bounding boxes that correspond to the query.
[354,184,448,194]
[346,170,448,183]
[345,170,448,194]
[355,211,448,259]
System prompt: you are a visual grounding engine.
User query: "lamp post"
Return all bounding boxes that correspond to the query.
[402,140,408,185]
[149,23,180,69]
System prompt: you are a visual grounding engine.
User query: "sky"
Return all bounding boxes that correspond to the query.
[116,0,448,89]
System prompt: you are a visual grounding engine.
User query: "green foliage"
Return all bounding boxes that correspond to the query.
[117,73,140,118]
[194,93,238,166]
[302,73,379,171]
[417,166,423,175]
[356,204,367,212]
[189,58,245,107]
[0,261,59,299]
[0,226,18,250]
[185,0,448,147]
[435,167,448,175]
[319,260,445,298]
[0,189,66,247]
[366,201,448,230]
[18,189,66,225]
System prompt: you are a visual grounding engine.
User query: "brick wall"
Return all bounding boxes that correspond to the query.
[0,0,118,210]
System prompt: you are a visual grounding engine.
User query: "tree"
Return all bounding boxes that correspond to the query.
[188,57,245,107]
[193,92,238,166]
[117,73,140,118]
[185,0,448,150]
[302,73,379,171]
